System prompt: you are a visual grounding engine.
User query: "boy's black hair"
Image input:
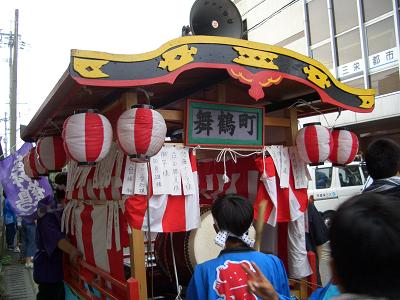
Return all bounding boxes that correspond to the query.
[330,193,400,299]
[365,138,400,179]
[211,194,254,236]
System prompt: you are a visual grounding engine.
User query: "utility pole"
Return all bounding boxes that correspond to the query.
[9,9,19,154]
[3,112,8,157]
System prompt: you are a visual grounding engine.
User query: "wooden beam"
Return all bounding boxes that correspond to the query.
[157,109,183,123]
[264,116,291,127]
[130,229,148,300]
[285,108,298,146]
[121,91,138,109]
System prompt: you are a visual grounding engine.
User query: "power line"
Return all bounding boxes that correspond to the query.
[241,0,267,17]
[244,0,299,34]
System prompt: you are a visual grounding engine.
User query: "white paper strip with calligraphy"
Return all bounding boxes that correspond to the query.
[122,159,136,195]
[289,147,309,189]
[179,147,195,195]
[134,163,148,195]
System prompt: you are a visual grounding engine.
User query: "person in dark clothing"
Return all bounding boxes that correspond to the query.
[33,172,82,300]
[363,138,400,196]
[3,191,18,251]
[305,196,329,286]
[243,193,400,300]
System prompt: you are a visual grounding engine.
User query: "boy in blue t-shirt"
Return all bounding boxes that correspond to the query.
[186,194,290,300]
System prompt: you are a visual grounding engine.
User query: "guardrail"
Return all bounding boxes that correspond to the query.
[64,258,139,300]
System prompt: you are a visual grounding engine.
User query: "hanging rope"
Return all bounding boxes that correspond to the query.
[170,234,183,300]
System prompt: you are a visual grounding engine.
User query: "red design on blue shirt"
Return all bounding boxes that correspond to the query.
[214,260,256,299]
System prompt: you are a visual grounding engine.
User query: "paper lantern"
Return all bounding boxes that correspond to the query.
[329,128,359,165]
[296,123,333,165]
[116,104,167,161]
[23,147,48,178]
[62,112,113,165]
[37,136,67,171]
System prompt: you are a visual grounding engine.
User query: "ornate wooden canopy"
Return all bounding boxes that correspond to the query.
[22,35,375,141]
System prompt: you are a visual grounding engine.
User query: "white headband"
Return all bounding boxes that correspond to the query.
[214,230,255,248]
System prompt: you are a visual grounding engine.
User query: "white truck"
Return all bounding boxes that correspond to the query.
[307,160,368,227]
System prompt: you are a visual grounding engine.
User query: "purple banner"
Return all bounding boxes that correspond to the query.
[0,143,53,216]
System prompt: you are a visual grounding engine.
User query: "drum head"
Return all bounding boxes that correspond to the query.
[187,210,256,268]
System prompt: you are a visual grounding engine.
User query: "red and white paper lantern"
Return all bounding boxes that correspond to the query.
[295,123,333,165]
[37,136,67,171]
[23,147,48,178]
[116,104,167,161]
[329,128,359,165]
[62,112,113,165]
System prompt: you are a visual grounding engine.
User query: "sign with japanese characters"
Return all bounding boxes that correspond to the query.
[0,143,53,216]
[186,100,264,148]
[337,47,398,79]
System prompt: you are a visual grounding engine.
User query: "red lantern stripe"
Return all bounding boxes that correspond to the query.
[85,113,104,162]
[53,136,67,169]
[330,130,340,164]
[134,108,153,155]
[304,125,319,163]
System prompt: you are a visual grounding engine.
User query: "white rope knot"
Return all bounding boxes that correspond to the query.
[192,145,201,156]
[214,230,255,248]
[216,148,238,184]
[175,285,183,300]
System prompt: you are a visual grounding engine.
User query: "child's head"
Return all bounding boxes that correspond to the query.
[365,138,400,179]
[211,194,254,236]
[330,193,400,298]
[54,172,67,201]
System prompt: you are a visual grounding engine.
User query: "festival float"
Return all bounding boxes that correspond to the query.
[20,0,374,299]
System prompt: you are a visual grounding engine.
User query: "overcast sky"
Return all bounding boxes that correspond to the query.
[0,0,195,150]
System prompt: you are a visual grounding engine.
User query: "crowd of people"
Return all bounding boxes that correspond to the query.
[1,137,399,300]
[187,138,400,300]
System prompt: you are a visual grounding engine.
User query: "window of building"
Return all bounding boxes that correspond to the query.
[336,29,361,65]
[311,42,333,69]
[366,17,396,56]
[308,0,330,44]
[315,168,333,189]
[343,77,365,89]
[333,0,358,34]
[363,0,393,22]
[370,67,400,96]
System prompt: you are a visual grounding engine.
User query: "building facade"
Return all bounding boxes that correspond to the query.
[235,0,400,149]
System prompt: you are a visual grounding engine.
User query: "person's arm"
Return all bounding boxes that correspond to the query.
[242,262,279,300]
[57,238,82,267]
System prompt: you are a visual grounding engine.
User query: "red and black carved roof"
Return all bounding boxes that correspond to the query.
[22,35,374,141]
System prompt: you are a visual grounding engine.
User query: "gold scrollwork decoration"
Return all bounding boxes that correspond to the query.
[359,95,374,109]
[303,65,331,89]
[73,58,109,78]
[233,46,279,70]
[158,45,198,72]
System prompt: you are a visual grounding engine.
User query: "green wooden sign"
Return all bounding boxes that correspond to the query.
[185,100,264,148]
